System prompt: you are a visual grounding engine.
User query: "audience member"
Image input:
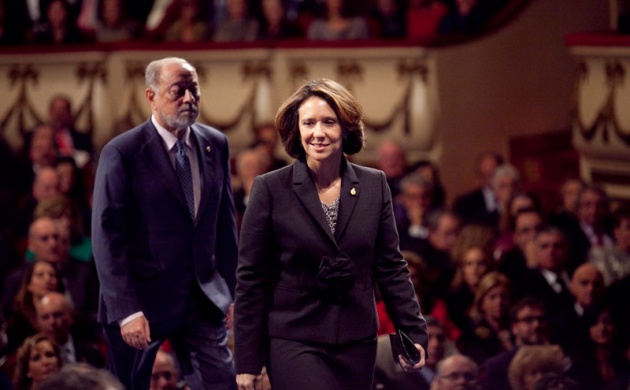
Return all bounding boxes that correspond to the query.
[233,148,268,230]
[431,354,479,390]
[558,185,613,272]
[213,0,259,42]
[416,209,460,303]
[368,0,406,39]
[165,0,211,42]
[507,345,565,390]
[446,238,494,334]
[481,297,549,390]
[93,0,141,42]
[457,271,512,365]
[46,95,93,165]
[250,123,288,172]
[548,262,604,367]
[548,177,585,227]
[375,316,449,390]
[38,362,124,390]
[376,139,409,198]
[410,159,447,209]
[438,0,497,35]
[490,163,522,229]
[453,151,503,228]
[307,0,369,40]
[151,349,186,390]
[12,333,62,390]
[32,0,88,44]
[497,208,543,295]
[569,303,629,389]
[406,0,448,43]
[589,205,630,286]
[5,261,64,355]
[258,0,303,40]
[35,292,103,366]
[394,173,434,250]
[519,227,573,311]
[2,217,64,316]
[495,191,539,258]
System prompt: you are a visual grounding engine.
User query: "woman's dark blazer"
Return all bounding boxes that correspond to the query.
[234,158,428,374]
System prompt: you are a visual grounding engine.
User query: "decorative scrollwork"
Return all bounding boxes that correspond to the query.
[242,61,271,81]
[397,59,428,82]
[336,60,363,90]
[572,60,630,145]
[1,64,42,138]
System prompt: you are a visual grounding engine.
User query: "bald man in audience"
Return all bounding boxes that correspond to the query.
[549,263,604,361]
[1,217,99,322]
[151,349,185,390]
[36,291,104,367]
[431,354,479,390]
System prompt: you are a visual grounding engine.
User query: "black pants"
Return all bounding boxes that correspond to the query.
[267,337,377,390]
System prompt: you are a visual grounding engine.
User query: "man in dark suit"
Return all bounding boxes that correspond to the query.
[453,151,503,228]
[519,227,573,312]
[92,57,238,389]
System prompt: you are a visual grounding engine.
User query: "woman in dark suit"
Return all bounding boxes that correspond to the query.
[234,78,428,390]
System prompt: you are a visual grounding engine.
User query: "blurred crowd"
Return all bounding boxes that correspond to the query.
[0,91,629,390]
[0,0,509,46]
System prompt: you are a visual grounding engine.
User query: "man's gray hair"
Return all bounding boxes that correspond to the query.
[145,57,194,90]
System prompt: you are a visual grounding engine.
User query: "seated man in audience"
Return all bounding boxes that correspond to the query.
[548,262,604,361]
[432,354,479,390]
[482,297,549,390]
[47,95,93,164]
[2,217,99,321]
[519,227,573,311]
[376,139,409,199]
[394,173,434,251]
[557,185,613,272]
[589,205,630,286]
[498,208,543,296]
[35,292,104,367]
[453,151,503,228]
[416,209,460,302]
[151,349,186,390]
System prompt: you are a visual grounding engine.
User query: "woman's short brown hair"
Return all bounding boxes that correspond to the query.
[275,78,365,159]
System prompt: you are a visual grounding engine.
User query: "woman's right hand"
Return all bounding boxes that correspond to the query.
[237,373,262,390]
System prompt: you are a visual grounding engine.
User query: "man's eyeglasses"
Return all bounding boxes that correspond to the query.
[515,315,546,324]
[439,371,476,382]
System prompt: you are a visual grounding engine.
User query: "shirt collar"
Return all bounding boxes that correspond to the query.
[151,115,192,151]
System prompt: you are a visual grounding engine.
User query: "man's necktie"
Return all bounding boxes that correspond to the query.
[175,138,195,217]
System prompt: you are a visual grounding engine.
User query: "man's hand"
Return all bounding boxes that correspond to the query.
[236,373,262,390]
[121,315,151,350]
[398,343,426,373]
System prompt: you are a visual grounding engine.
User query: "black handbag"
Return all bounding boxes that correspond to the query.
[389,329,421,365]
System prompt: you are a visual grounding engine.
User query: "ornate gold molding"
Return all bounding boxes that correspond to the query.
[1,64,42,138]
[572,60,630,145]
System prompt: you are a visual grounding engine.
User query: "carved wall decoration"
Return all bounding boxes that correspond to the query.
[0,64,41,139]
[76,62,107,138]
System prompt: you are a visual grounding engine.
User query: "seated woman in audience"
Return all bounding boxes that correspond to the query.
[457,271,512,365]
[569,303,630,389]
[367,0,406,39]
[445,228,495,334]
[13,333,62,390]
[307,0,369,40]
[508,345,565,390]
[5,261,64,354]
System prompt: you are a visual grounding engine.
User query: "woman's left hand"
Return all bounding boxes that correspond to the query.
[398,344,426,372]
